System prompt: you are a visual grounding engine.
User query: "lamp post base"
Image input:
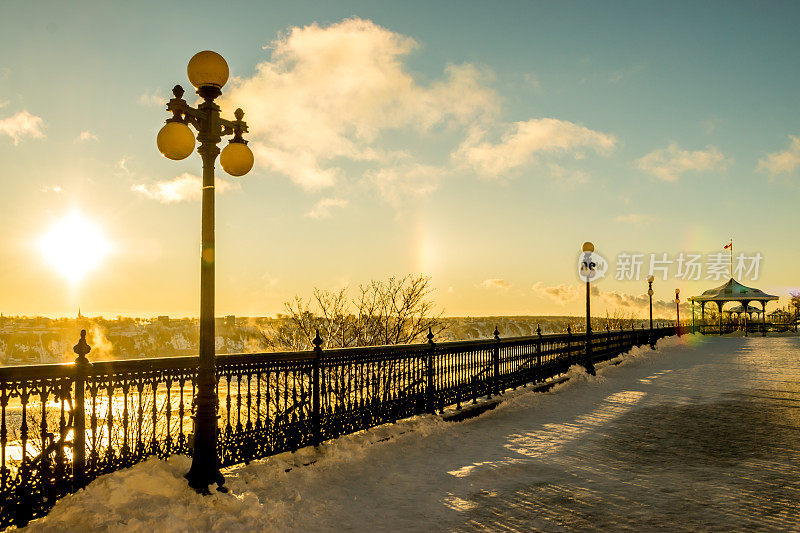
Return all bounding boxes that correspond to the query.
[185,441,227,494]
[185,470,227,494]
[185,392,226,494]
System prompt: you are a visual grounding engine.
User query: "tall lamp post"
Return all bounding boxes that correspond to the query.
[580,242,597,376]
[675,288,681,337]
[647,275,655,349]
[156,51,254,493]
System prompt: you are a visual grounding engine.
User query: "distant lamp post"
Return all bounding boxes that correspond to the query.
[579,241,597,376]
[794,301,800,333]
[156,50,254,493]
[647,275,655,349]
[675,288,681,337]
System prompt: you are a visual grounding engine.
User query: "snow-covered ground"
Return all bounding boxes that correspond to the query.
[21,334,800,532]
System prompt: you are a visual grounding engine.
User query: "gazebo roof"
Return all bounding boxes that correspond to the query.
[690,278,779,303]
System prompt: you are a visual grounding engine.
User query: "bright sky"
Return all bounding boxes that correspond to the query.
[1,1,798,318]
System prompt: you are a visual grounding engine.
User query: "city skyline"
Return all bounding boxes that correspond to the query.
[1,1,798,318]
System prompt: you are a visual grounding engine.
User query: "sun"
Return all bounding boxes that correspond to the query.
[38,212,112,284]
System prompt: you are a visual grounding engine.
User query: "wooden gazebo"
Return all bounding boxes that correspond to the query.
[690,278,778,336]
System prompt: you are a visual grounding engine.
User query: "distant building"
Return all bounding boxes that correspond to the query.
[214,315,236,330]
[157,315,170,326]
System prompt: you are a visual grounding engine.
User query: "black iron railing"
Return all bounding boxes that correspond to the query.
[694,321,797,335]
[0,325,680,527]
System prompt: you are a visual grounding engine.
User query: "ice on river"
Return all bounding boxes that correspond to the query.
[22,334,800,532]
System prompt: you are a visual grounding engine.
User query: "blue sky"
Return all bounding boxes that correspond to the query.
[1,1,798,317]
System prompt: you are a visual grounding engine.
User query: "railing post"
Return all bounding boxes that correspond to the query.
[493,326,500,397]
[584,322,596,378]
[72,330,91,492]
[567,326,574,365]
[426,328,436,414]
[312,330,322,447]
[536,325,542,375]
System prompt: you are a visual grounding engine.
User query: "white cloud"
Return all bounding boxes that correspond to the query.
[0,110,45,145]
[132,173,240,203]
[596,289,679,316]
[139,91,165,107]
[758,135,800,180]
[223,17,498,190]
[597,289,649,309]
[455,119,616,177]
[76,130,98,142]
[481,278,511,290]
[636,143,727,182]
[523,73,541,89]
[366,164,445,208]
[117,157,130,173]
[262,272,279,288]
[608,64,644,84]
[41,185,62,193]
[614,213,655,224]
[219,16,620,210]
[533,282,676,314]
[305,197,348,219]
[547,163,591,188]
[701,118,720,135]
[532,282,583,305]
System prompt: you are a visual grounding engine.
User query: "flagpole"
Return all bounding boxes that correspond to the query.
[730,239,733,277]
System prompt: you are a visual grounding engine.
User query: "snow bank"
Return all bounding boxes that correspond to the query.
[22,415,449,532]
[21,455,289,532]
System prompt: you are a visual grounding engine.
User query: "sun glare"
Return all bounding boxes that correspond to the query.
[38,212,112,284]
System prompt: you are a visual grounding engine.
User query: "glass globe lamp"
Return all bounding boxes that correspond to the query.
[220,142,254,177]
[187,51,229,89]
[157,122,195,160]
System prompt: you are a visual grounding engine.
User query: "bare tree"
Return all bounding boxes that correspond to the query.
[604,309,639,330]
[267,275,445,350]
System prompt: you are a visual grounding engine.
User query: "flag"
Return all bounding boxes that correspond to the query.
[724,241,732,250]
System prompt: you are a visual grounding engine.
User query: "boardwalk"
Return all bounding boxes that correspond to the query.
[26,335,800,532]
[273,335,800,532]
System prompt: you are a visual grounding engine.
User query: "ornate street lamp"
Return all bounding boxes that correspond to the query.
[675,288,681,337]
[156,50,254,493]
[579,242,597,376]
[647,275,655,349]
